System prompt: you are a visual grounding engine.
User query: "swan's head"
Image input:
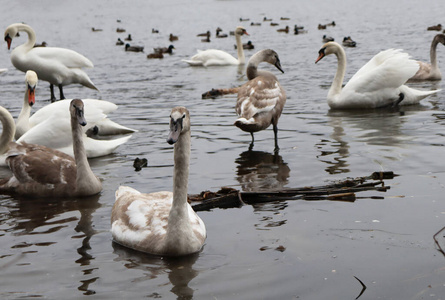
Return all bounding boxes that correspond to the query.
[264,49,284,73]
[235,26,249,37]
[4,24,19,50]
[435,34,445,46]
[315,41,340,63]
[70,99,87,127]
[167,107,190,145]
[25,70,38,107]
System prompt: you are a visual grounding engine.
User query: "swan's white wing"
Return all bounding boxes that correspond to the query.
[344,49,419,94]
[30,47,94,68]
[185,49,238,66]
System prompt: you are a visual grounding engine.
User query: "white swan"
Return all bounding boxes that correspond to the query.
[4,23,98,101]
[15,71,136,140]
[111,107,206,256]
[409,34,445,81]
[235,49,286,151]
[0,99,102,197]
[315,42,440,109]
[183,26,249,66]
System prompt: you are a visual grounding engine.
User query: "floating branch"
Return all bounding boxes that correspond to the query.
[202,87,240,99]
[190,172,397,211]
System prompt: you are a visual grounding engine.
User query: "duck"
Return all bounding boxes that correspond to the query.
[270,23,279,26]
[294,25,308,35]
[342,36,356,47]
[197,30,210,37]
[0,99,102,197]
[315,41,440,109]
[124,34,132,41]
[154,45,175,54]
[116,28,126,33]
[33,41,47,47]
[169,33,178,42]
[277,26,289,33]
[323,35,334,42]
[409,34,445,81]
[263,17,272,22]
[147,52,163,59]
[4,23,98,102]
[116,38,124,46]
[216,27,228,38]
[326,21,336,27]
[318,24,327,30]
[234,40,255,50]
[201,31,211,43]
[428,24,442,31]
[251,22,261,26]
[235,49,286,151]
[111,107,206,256]
[125,43,144,52]
[240,18,250,22]
[183,26,249,66]
[15,70,136,141]
[280,17,290,20]
[91,27,103,32]
[152,28,159,33]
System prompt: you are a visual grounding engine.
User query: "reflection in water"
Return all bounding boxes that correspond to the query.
[112,243,200,299]
[317,108,413,174]
[235,150,290,192]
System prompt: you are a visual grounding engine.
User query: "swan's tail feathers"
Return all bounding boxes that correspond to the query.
[84,134,133,158]
[94,118,138,135]
[399,85,441,105]
[182,59,203,66]
[115,185,141,200]
[202,87,240,99]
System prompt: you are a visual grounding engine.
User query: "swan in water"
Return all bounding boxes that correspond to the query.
[315,42,440,109]
[15,71,136,140]
[409,34,445,81]
[183,26,249,66]
[0,99,102,197]
[111,107,206,256]
[4,23,98,101]
[235,49,286,151]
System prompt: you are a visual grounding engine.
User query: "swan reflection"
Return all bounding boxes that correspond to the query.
[112,243,199,299]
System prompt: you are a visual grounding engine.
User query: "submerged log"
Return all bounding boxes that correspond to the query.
[191,172,396,211]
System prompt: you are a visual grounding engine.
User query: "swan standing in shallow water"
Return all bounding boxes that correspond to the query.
[4,23,98,101]
[111,107,206,256]
[0,99,102,197]
[315,42,440,109]
[12,71,134,159]
[183,26,249,66]
[409,34,445,81]
[235,49,286,151]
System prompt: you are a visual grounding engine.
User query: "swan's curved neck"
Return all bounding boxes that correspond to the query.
[235,34,246,64]
[430,37,440,69]
[15,24,36,50]
[15,88,32,139]
[0,107,16,155]
[328,46,347,101]
[166,130,192,241]
[71,115,97,193]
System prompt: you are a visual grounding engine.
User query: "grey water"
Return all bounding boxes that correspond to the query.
[1,0,445,299]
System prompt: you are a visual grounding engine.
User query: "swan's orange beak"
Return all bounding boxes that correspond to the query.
[4,34,12,50]
[28,86,35,106]
[315,53,325,63]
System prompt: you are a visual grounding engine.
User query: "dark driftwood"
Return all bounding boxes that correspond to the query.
[201,87,240,99]
[190,172,396,211]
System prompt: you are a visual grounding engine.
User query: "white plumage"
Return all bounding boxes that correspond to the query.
[315,42,440,109]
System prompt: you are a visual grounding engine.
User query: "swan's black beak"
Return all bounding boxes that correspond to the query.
[275,58,284,73]
[4,34,12,50]
[167,116,183,144]
[315,47,326,63]
[76,106,87,126]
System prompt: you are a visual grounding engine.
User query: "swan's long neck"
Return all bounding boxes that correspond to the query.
[71,115,98,193]
[166,130,192,244]
[430,37,440,70]
[15,24,36,51]
[15,89,32,139]
[328,46,347,101]
[0,107,16,155]
[235,34,246,64]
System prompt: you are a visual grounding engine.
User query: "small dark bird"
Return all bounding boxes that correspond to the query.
[147,52,163,59]
[152,28,159,33]
[33,41,47,48]
[327,21,336,26]
[280,17,290,20]
[294,25,308,35]
[197,30,210,37]
[323,35,334,42]
[125,43,144,52]
[116,38,124,46]
[318,24,327,30]
[251,22,261,26]
[342,36,357,47]
[125,34,132,41]
[277,26,289,33]
[216,27,228,38]
[428,24,442,31]
[133,157,148,171]
[270,22,279,26]
[169,33,178,42]
[116,28,126,33]
[263,17,272,21]
[235,40,255,50]
[154,45,175,54]
[91,27,103,32]
[240,18,250,22]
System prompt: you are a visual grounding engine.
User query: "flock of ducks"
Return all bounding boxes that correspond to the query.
[1,19,445,257]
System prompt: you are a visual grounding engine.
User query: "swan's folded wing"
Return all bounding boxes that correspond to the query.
[31,47,94,68]
[345,49,419,94]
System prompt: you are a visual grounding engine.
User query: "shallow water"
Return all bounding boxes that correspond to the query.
[1,0,445,299]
